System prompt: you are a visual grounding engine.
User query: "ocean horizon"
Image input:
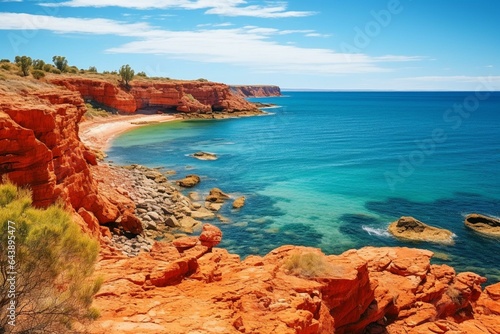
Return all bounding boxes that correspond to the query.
[108,91,500,283]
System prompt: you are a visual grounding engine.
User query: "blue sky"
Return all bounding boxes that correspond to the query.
[0,0,499,90]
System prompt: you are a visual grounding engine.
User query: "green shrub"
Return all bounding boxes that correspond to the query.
[119,64,134,86]
[0,59,10,63]
[14,55,32,76]
[52,55,68,72]
[88,66,98,73]
[43,64,54,72]
[32,59,45,70]
[136,71,147,77]
[84,103,111,118]
[51,68,62,74]
[0,182,100,333]
[0,63,10,71]
[197,78,209,82]
[68,66,79,74]
[32,69,45,79]
[283,252,337,278]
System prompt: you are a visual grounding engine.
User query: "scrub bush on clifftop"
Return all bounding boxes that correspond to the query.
[0,182,100,333]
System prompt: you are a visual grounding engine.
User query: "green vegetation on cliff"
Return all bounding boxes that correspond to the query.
[0,182,100,333]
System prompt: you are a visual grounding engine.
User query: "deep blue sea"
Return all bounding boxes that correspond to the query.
[109,92,500,283]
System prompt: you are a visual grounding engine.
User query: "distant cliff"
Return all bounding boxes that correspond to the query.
[49,77,260,114]
[230,85,281,97]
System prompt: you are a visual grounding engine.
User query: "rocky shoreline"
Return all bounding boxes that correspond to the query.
[96,163,227,257]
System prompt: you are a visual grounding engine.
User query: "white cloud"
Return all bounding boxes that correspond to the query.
[40,0,316,18]
[399,76,500,83]
[0,12,153,36]
[0,12,422,75]
[106,28,420,74]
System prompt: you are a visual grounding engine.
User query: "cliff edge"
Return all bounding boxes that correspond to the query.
[49,76,261,114]
[0,78,141,237]
[230,85,282,97]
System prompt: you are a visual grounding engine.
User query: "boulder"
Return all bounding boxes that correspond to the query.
[165,215,181,228]
[465,213,500,237]
[177,174,201,188]
[172,236,199,250]
[199,223,222,248]
[388,216,455,244]
[205,188,230,203]
[191,207,216,220]
[232,196,246,209]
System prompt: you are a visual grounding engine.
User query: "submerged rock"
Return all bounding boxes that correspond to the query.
[465,213,500,237]
[388,216,455,244]
[191,151,218,160]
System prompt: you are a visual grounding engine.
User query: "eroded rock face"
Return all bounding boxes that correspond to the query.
[388,216,455,244]
[49,77,260,114]
[0,80,140,236]
[90,245,499,334]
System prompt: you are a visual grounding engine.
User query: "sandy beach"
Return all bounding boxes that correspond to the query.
[79,113,178,152]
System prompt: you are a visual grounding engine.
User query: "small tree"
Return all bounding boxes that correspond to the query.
[32,59,46,70]
[0,182,100,333]
[14,55,32,76]
[119,64,134,86]
[88,66,98,73]
[52,55,68,72]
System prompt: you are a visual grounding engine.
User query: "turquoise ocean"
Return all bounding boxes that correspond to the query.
[109,92,500,282]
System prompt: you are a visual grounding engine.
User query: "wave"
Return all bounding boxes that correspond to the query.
[362,226,391,237]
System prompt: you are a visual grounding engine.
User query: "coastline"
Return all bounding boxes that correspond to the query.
[79,113,179,152]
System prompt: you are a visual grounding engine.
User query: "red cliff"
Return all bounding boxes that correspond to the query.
[49,76,260,114]
[0,79,141,236]
[230,85,282,97]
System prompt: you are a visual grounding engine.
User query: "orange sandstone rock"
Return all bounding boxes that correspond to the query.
[49,77,259,114]
[89,245,499,334]
[0,80,141,236]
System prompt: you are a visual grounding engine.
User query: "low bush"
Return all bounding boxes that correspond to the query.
[32,69,45,80]
[0,182,100,333]
[283,252,337,278]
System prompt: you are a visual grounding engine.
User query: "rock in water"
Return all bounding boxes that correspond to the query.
[191,151,218,160]
[177,174,201,188]
[388,216,455,244]
[205,188,230,203]
[232,196,246,209]
[465,213,500,237]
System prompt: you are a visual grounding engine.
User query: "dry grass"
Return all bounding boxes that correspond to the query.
[283,252,337,278]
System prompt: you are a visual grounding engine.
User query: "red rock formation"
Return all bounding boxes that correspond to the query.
[49,77,136,113]
[231,85,282,97]
[0,79,141,236]
[90,243,500,334]
[48,76,260,114]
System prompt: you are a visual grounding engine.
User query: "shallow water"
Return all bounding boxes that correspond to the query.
[109,92,500,283]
